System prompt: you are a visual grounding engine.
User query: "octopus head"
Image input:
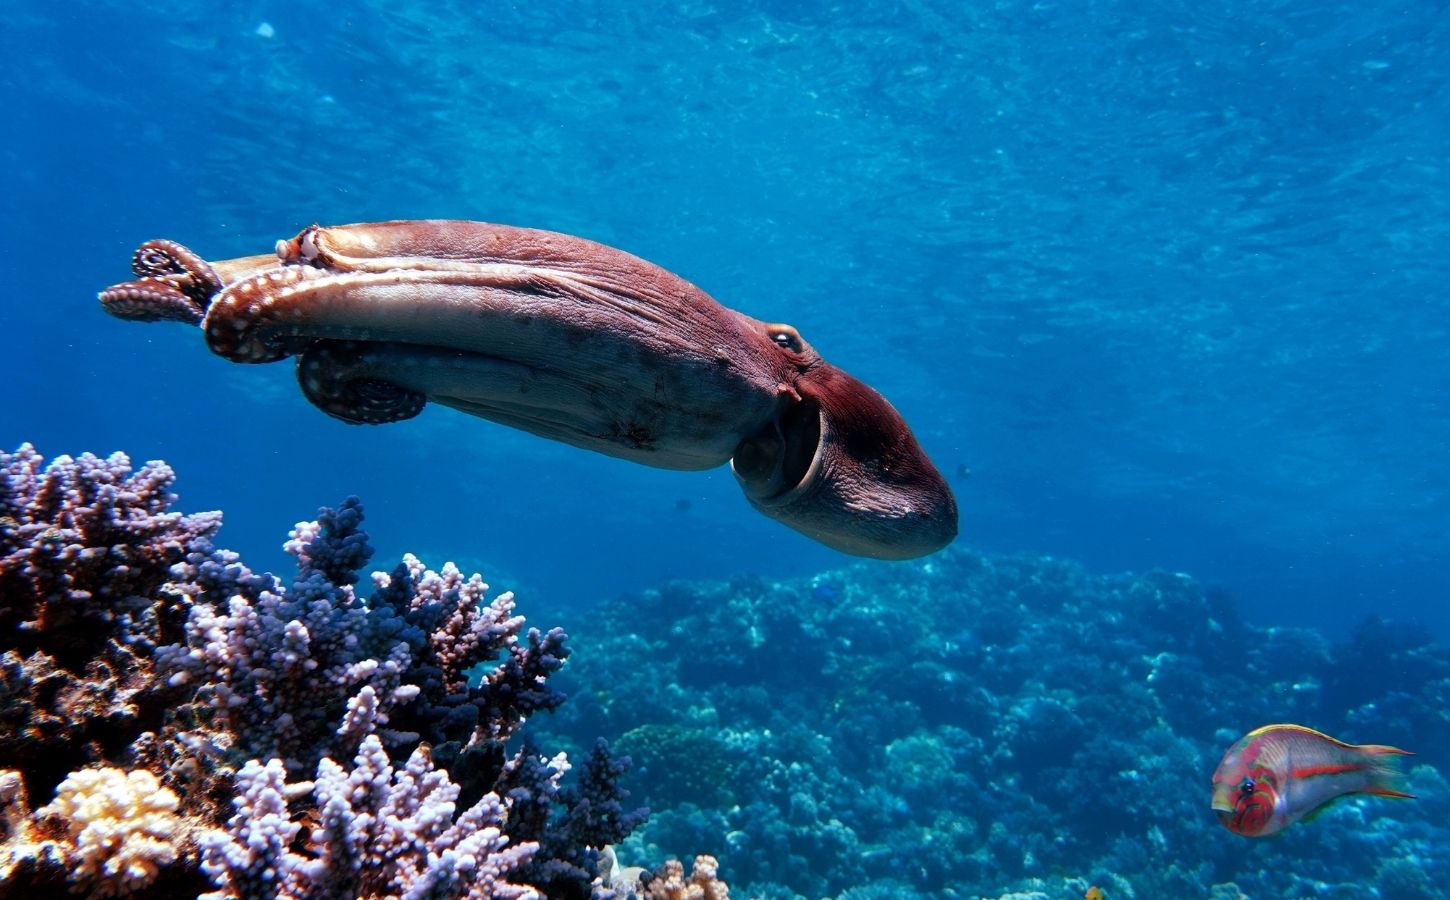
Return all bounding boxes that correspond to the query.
[731,325,958,560]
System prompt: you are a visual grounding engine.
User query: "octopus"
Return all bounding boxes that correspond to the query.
[100,220,957,559]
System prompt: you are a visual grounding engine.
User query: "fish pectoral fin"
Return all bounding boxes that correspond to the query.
[1297,798,1344,824]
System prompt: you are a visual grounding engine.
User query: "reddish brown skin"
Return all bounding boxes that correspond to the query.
[99,220,958,559]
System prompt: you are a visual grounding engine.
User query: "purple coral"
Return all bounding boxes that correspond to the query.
[0,444,654,899]
[0,443,220,667]
[502,738,650,898]
[155,497,419,770]
[0,444,221,661]
[371,555,572,746]
[159,497,574,778]
[0,444,220,798]
[201,736,539,900]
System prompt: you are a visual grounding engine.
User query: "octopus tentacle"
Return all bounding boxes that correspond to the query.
[100,239,229,325]
[202,265,671,365]
[98,278,207,324]
[202,266,338,363]
[131,239,224,308]
[296,341,427,424]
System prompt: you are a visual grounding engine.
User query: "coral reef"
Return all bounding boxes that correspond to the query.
[639,855,729,900]
[199,737,538,900]
[37,767,194,898]
[539,552,1450,898]
[0,444,659,899]
[0,446,219,799]
[11,439,1443,898]
[502,737,652,897]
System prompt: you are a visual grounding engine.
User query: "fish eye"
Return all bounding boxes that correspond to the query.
[1239,778,1255,796]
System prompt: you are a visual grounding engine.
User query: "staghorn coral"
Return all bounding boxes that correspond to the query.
[0,444,664,899]
[155,500,574,783]
[154,496,421,772]
[368,552,573,806]
[162,496,640,898]
[0,444,221,667]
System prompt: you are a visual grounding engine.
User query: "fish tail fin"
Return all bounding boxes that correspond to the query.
[1359,744,1416,800]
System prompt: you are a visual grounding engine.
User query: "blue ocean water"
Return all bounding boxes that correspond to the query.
[3,3,1449,895]
[6,2,1447,643]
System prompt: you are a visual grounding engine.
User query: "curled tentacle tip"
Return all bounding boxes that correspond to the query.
[297,341,428,424]
[125,239,224,313]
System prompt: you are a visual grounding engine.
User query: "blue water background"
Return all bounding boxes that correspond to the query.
[4,1,1448,641]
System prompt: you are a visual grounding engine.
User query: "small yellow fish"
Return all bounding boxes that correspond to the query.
[1085,888,1105,900]
[1211,724,1414,837]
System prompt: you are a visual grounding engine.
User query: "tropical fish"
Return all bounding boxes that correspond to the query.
[1085,887,1105,900]
[1211,724,1414,837]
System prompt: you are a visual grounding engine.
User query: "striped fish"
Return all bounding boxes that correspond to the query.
[1210,724,1414,836]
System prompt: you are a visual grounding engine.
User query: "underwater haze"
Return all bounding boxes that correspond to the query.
[6,1,1448,641]
[4,1,1450,897]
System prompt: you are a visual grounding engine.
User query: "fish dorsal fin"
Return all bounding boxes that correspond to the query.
[1245,723,1349,747]
[1246,724,1411,757]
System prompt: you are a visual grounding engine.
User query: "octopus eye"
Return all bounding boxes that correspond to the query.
[300,228,322,263]
[277,226,327,266]
[770,327,803,352]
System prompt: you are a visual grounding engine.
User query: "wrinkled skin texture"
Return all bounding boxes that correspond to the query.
[101,220,956,559]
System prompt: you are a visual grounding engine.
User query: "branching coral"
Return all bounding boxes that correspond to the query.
[0,444,221,667]
[0,444,219,798]
[200,736,539,900]
[502,738,651,897]
[155,496,421,771]
[0,444,659,900]
[37,768,193,898]
[373,554,573,744]
[639,855,730,900]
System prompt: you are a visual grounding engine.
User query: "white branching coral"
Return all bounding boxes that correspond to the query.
[38,767,191,897]
[201,735,541,900]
